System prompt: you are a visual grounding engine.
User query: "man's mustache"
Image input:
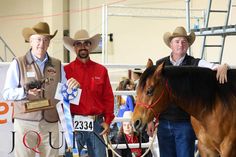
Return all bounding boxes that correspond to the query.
[79,49,88,53]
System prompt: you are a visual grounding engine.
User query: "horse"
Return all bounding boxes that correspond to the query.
[132,59,236,157]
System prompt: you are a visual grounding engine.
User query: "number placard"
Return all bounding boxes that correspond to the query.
[73,115,94,132]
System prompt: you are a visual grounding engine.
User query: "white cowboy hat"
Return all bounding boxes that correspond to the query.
[63,29,101,53]
[22,22,58,42]
[163,26,195,47]
[123,111,133,119]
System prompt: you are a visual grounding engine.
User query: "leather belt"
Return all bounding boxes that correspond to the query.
[73,114,103,121]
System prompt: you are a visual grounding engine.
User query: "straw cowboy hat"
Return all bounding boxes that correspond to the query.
[22,22,58,42]
[123,111,133,119]
[163,26,195,47]
[63,29,101,53]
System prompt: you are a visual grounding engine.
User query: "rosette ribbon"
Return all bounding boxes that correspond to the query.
[56,84,79,157]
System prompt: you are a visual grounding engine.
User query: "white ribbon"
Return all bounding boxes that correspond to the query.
[55,83,80,157]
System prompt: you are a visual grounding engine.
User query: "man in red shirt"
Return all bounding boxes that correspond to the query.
[63,29,114,157]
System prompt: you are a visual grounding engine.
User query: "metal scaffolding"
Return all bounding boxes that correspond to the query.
[192,0,236,63]
[101,1,205,63]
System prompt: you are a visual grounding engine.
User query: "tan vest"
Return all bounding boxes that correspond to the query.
[13,51,61,122]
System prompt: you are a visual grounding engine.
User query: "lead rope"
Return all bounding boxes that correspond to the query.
[100,127,158,157]
[102,134,122,157]
[141,122,158,157]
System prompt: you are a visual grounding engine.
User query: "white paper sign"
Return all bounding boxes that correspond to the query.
[54,83,81,105]
[73,115,94,132]
[26,71,36,77]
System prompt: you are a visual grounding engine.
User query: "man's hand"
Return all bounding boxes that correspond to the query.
[67,78,80,89]
[215,63,228,84]
[147,121,155,137]
[100,122,110,136]
[28,88,42,96]
[25,80,44,96]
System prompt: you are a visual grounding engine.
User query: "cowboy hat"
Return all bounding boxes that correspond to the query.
[123,111,133,119]
[63,29,101,53]
[163,26,195,47]
[132,68,143,74]
[22,22,58,42]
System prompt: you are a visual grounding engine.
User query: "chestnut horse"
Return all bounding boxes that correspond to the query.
[132,59,236,157]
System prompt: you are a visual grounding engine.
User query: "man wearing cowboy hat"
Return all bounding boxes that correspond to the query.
[147,26,229,157]
[2,22,79,157]
[63,29,114,157]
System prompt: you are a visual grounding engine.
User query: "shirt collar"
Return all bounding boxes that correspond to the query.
[75,57,93,66]
[31,51,48,64]
[170,53,186,66]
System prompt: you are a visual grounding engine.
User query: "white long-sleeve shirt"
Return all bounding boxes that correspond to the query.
[170,54,219,69]
[2,53,67,100]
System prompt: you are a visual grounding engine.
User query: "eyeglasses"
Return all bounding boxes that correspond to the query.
[73,41,92,48]
[31,37,50,43]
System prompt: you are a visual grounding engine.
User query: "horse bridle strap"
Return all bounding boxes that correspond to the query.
[136,80,171,119]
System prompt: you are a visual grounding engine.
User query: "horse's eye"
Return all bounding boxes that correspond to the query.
[146,87,154,96]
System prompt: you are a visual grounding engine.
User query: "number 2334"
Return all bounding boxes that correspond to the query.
[73,116,94,131]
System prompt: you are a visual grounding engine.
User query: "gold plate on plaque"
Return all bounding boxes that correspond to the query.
[24,99,54,113]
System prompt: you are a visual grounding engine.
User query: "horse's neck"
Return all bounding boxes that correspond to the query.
[174,98,204,120]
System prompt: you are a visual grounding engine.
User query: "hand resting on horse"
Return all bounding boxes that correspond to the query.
[215,63,229,84]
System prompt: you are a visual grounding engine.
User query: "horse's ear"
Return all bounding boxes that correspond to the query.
[146,58,153,68]
[154,62,165,78]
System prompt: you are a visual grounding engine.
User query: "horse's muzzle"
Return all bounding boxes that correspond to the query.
[133,119,147,133]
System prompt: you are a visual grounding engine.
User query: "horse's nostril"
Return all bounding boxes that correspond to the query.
[134,119,142,130]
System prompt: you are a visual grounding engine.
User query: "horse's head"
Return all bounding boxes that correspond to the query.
[132,59,171,132]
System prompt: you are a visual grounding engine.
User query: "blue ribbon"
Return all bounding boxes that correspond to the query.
[61,84,78,101]
[60,84,79,156]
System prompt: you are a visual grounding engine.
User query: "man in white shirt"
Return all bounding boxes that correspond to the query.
[2,22,79,157]
[148,26,228,157]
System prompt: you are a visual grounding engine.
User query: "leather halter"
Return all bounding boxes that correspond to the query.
[136,80,171,121]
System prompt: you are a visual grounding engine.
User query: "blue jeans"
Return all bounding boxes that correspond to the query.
[157,119,196,157]
[65,117,106,157]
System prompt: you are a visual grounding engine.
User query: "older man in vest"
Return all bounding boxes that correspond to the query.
[147,26,229,157]
[2,22,79,157]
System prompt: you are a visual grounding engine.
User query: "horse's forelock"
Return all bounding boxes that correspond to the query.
[139,66,157,90]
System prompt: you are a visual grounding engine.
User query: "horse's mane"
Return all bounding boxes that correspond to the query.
[139,66,236,111]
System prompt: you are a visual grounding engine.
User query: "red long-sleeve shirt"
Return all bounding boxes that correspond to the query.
[64,58,114,124]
